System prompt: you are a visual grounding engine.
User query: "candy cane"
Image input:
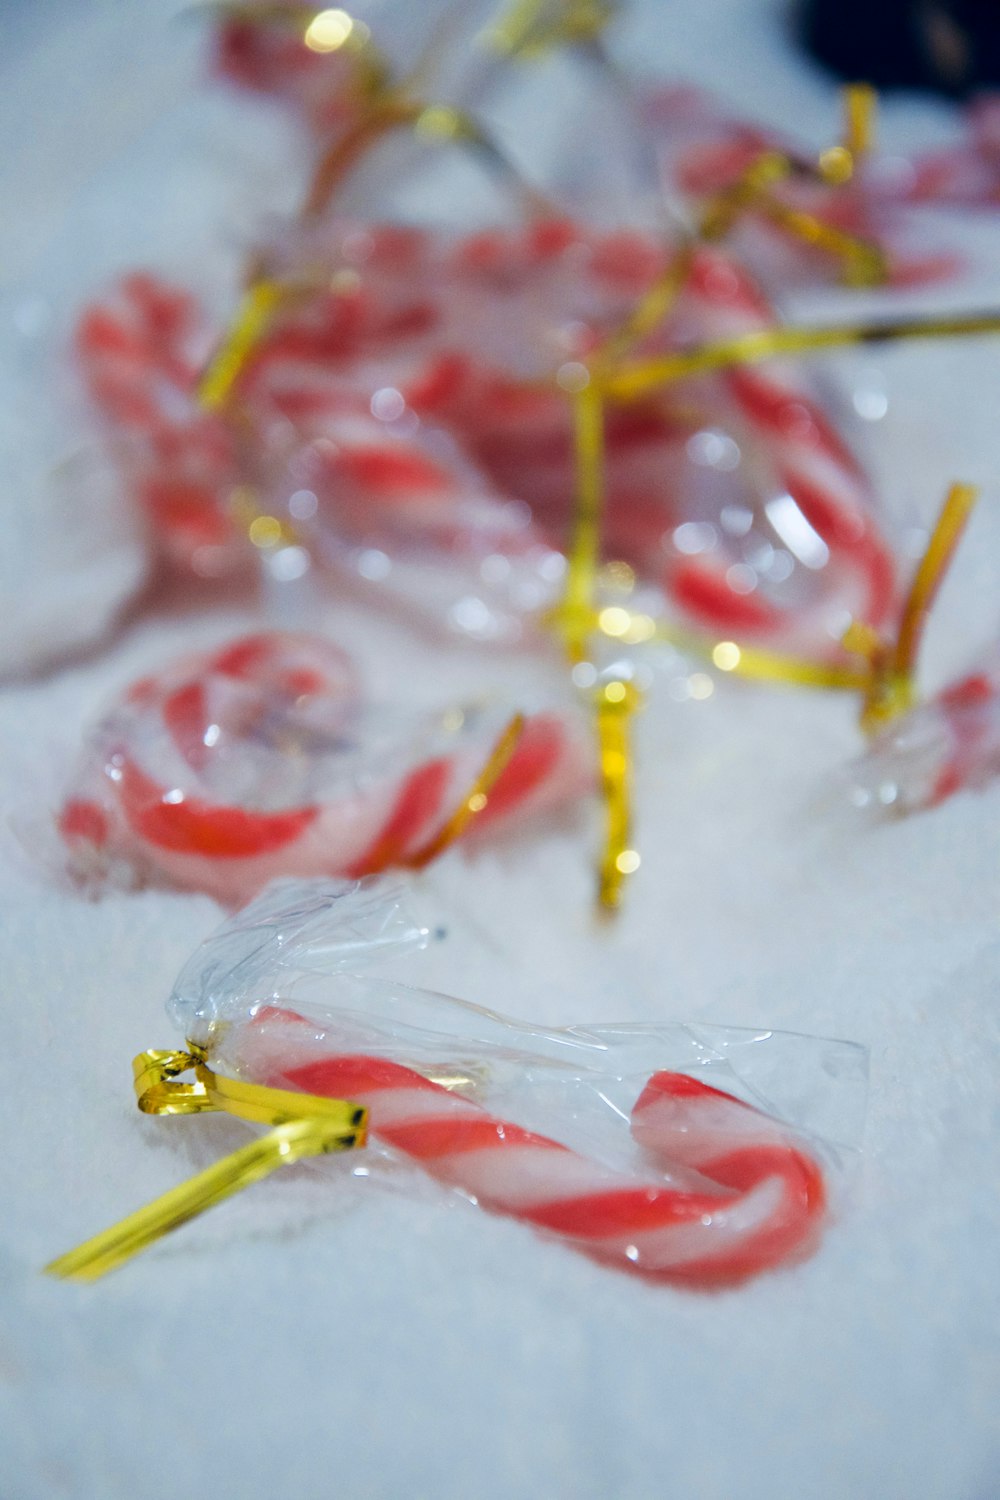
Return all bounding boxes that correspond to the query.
[663,246,897,654]
[58,631,591,904]
[76,274,241,575]
[254,1022,825,1286]
[850,661,1000,813]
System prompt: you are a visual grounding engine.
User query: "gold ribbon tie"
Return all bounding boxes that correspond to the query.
[45,1045,367,1282]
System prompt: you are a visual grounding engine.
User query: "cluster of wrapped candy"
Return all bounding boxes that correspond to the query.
[39,3,1000,1289]
[63,1,1000,861]
[158,878,842,1288]
[76,227,897,660]
[57,631,591,904]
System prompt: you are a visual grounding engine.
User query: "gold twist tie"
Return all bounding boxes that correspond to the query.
[700,85,886,286]
[490,0,617,57]
[197,279,287,411]
[45,1045,367,1282]
[602,308,1000,402]
[844,481,979,733]
[551,254,690,909]
[403,712,526,871]
[818,82,878,184]
[595,678,642,911]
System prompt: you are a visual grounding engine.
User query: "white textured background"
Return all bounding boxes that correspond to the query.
[2,3,1000,1496]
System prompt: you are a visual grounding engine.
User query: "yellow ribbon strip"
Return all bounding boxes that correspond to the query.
[404,711,527,869]
[699,149,793,243]
[698,86,885,283]
[197,279,287,411]
[490,0,616,57]
[557,383,607,663]
[603,309,1000,401]
[598,244,694,367]
[750,194,887,287]
[680,630,871,693]
[45,1047,366,1282]
[819,81,878,184]
[847,481,979,732]
[595,677,641,910]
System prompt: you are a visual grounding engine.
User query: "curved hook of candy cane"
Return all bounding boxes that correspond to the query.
[263,1031,827,1288]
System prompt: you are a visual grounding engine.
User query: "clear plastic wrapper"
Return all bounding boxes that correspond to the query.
[75,220,898,660]
[167,876,868,1287]
[847,656,1000,814]
[54,630,593,904]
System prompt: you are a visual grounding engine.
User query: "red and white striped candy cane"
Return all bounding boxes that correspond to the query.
[58,631,590,904]
[76,273,241,576]
[663,246,897,654]
[850,659,1000,813]
[254,1025,826,1287]
[371,227,898,659]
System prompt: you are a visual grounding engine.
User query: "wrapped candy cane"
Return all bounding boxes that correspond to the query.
[848,659,1000,814]
[74,273,243,579]
[628,244,898,656]
[161,878,865,1287]
[260,1036,826,1283]
[56,631,592,904]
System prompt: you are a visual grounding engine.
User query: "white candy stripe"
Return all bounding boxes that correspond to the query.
[426,1142,628,1208]
[632,1091,792,1165]
[361,1085,484,1131]
[583,1175,791,1270]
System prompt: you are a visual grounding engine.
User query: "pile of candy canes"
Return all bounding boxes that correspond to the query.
[33,0,1000,1288]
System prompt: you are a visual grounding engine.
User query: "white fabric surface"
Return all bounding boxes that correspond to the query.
[2,3,1000,1496]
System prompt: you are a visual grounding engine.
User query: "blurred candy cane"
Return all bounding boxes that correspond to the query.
[260,1027,825,1286]
[75,273,243,577]
[849,661,1000,814]
[214,1,366,133]
[654,246,898,653]
[908,98,1000,209]
[57,631,591,904]
[644,84,961,290]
